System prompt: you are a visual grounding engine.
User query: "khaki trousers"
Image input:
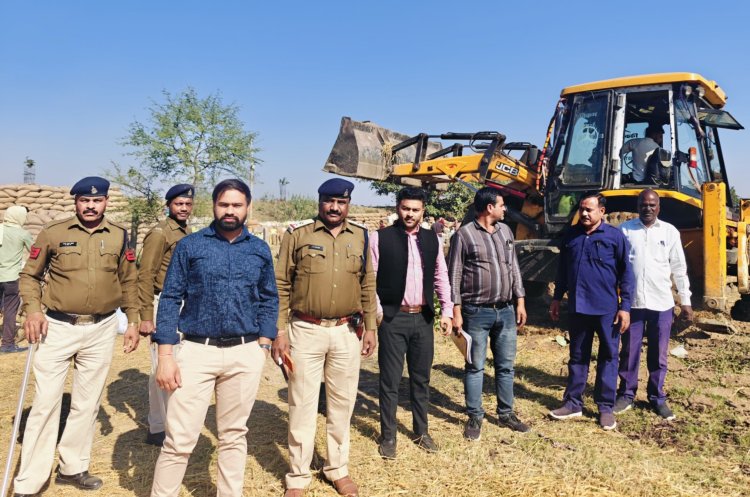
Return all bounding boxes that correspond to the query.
[147,294,182,434]
[13,314,118,495]
[150,339,265,497]
[285,318,361,489]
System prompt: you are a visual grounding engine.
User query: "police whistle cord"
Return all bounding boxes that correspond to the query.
[1,344,36,497]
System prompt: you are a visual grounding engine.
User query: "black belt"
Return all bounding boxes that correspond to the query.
[182,334,257,348]
[46,310,115,325]
[475,301,512,309]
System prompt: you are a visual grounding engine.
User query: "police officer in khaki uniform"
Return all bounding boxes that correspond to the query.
[137,183,193,446]
[13,177,140,497]
[273,178,377,497]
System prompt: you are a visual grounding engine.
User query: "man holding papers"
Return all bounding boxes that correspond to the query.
[448,187,528,441]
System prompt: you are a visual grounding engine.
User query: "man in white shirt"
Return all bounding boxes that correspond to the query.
[620,124,664,183]
[616,189,692,420]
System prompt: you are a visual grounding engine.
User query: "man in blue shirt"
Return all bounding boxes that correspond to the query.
[548,193,634,431]
[150,179,279,497]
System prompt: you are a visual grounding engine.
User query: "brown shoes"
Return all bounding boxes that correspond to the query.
[285,475,358,497]
[332,476,359,497]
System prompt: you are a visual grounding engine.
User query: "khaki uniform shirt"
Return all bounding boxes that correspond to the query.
[20,215,139,322]
[137,217,191,321]
[275,217,377,330]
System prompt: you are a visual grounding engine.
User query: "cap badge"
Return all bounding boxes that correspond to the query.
[91,186,98,194]
[344,189,349,196]
[187,189,193,196]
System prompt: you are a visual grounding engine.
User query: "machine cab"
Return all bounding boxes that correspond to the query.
[543,73,743,233]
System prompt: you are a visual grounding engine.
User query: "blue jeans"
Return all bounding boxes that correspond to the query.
[463,304,517,419]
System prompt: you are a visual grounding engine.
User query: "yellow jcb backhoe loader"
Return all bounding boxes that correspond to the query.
[324,73,750,319]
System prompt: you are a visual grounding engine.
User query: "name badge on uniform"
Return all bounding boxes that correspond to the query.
[309,245,324,251]
[60,241,77,247]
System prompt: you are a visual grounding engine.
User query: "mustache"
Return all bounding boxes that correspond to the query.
[326,210,341,216]
[83,209,98,214]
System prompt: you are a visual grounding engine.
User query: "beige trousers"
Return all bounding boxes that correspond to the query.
[147,294,182,434]
[285,318,361,489]
[150,339,266,497]
[13,313,119,495]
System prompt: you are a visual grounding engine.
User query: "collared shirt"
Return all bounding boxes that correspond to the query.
[137,216,191,321]
[19,215,139,321]
[447,219,525,305]
[620,137,659,182]
[369,227,454,318]
[153,223,279,345]
[620,217,691,312]
[553,222,634,315]
[0,225,33,282]
[275,217,377,330]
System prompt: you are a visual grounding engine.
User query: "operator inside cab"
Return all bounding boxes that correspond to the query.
[620,123,666,185]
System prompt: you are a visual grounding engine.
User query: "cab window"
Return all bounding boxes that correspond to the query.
[556,94,609,186]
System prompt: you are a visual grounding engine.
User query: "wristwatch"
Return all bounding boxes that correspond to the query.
[259,343,272,351]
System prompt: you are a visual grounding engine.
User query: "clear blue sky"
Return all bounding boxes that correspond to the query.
[1,0,748,206]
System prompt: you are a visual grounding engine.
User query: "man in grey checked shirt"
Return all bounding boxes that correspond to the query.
[448,186,528,441]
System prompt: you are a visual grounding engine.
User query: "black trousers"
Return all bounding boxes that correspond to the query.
[378,310,434,440]
[1,279,20,348]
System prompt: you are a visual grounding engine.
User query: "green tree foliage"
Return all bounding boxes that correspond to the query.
[370,180,476,218]
[122,88,259,188]
[255,195,319,222]
[108,162,164,245]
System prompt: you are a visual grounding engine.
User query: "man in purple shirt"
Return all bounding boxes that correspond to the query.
[370,187,453,459]
[548,193,634,431]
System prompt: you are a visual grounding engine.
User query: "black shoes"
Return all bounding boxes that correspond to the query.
[497,412,530,433]
[378,437,397,459]
[653,402,676,421]
[414,433,439,453]
[613,397,633,414]
[464,416,482,441]
[55,469,103,490]
[146,431,166,446]
[0,344,28,353]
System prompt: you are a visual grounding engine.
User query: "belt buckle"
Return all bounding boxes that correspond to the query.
[320,318,338,327]
[215,336,234,348]
[74,314,96,325]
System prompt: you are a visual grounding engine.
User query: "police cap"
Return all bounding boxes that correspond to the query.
[318,178,354,198]
[70,176,110,197]
[165,184,194,203]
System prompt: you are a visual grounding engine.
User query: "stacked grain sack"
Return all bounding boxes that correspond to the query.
[0,184,130,240]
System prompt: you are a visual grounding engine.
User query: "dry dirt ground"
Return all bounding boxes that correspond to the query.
[0,305,749,497]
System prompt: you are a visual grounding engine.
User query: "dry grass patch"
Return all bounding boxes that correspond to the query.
[0,317,748,496]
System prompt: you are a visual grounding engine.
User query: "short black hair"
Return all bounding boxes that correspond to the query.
[212,179,251,203]
[396,187,428,205]
[579,192,606,208]
[474,186,502,213]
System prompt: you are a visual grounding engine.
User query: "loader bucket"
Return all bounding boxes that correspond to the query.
[323,117,442,180]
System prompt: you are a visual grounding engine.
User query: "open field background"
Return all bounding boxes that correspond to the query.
[1,303,749,497]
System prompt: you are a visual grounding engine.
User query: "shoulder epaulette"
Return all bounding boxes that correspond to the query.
[348,220,367,230]
[287,219,314,233]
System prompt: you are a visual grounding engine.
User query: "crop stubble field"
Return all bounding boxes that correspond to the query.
[0,305,748,497]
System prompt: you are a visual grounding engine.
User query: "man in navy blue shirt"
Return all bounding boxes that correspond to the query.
[548,193,634,431]
[150,179,279,497]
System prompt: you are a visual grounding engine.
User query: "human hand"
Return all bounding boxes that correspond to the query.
[549,300,561,322]
[24,312,48,344]
[680,305,694,322]
[614,310,630,334]
[272,332,290,363]
[516,300,527,328]
[361,330,376,357]
[156,355,182,392]
[452,307,463,332]
[440,316,453,336]
[139,320,155,337]
[123,324,140,353]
